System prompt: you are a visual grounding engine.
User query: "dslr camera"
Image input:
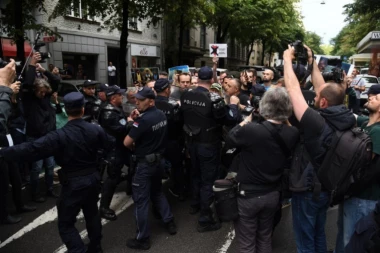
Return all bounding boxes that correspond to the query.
[322,68,343,83]
[290,40,308,65]
[0,58,22,68]
[34,42,51,63]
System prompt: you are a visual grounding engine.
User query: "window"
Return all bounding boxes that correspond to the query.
[128,18,139,31]
[66,0,95,21]
[200,25,206,49]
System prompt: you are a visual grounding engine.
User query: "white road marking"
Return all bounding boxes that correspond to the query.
[53,194,133,253]
[0,192,129,249]
[217,227,235,253]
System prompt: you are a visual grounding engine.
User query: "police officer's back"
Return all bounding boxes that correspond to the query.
[154,79,185,199]
[0,92,113,253]
[180,66,239,232]
[82,80,102,122]
[123,87,177,250]
[98,85,132,220]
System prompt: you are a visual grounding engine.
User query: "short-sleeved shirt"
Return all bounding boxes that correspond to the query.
[350,77,366,99]
[354,116,380,200]
[128,106,167,157]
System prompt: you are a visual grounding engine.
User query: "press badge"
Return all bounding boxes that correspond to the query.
[6,134,13,147]
[119,118,126,125]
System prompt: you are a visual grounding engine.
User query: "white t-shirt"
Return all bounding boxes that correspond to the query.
[350,76,366,99]
[108,66,116,76]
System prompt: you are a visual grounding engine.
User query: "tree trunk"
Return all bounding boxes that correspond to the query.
[216,22,230,68]
[261,40,266,66]
[14,0,25,63]
[178,13,184,66]
[119,0,129,88]
[268,43,273,67]
[246,42,254,65]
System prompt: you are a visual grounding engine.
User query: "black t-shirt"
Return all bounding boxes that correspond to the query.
[240,89,251,97]
[237,92,250,106]
[227,122,299,193]
[128,106,167,157]
[288,89,316,128]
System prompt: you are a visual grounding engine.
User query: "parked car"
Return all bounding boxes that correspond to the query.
[57,80,100,100]
[358,75,379,106]
[360,68,369,75]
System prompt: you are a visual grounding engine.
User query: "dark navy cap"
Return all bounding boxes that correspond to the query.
[135,86,156,99]
[154,78,170,92]
[106,85,126,97]
[97,83,109,92]
[198,66,213,80]
[367,84,380,95]
[83,79,99,87]
[63,92,85,110]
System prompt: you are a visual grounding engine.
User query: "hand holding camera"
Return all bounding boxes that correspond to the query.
[10,81,21,94]
[0,59,16,87]
[30,52,42,66]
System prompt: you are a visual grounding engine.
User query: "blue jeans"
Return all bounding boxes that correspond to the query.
[334,197,377,253]
[132,159,173,240]
[187,142,221,223]
[28,137,55,196]
[292,191,330,253]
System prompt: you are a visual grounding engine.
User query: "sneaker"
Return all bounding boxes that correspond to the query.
[197,222,222,233]
[100,207,117,221]
[189,205,200,215]
[165,220,177,235]
[126,238,151,250]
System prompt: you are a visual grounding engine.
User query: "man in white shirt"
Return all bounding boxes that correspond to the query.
[349,68,366,113]
[107,62,117,86]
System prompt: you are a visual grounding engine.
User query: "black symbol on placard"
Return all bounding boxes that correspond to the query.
[211,45,219,56]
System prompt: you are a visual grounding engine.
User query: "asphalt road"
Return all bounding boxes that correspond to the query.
[0,180,338,253]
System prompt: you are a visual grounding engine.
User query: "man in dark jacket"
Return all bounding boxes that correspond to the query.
[283,44,356,253]
[0,59,26,224]
[23,54,62,203]
[82,80,102,122]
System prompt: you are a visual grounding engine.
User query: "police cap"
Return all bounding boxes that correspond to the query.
[63,92,85,110]
[83,79,99,87]
[154,78,170,92]
[97,83,109,92]
[198,66,213,80]
[135,86,156,100]
[106,85,126,97]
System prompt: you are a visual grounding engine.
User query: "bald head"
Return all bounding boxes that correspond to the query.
[315,83,345,109]
[263,69,274,84]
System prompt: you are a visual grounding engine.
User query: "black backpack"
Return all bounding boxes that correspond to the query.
[317,127,372,206]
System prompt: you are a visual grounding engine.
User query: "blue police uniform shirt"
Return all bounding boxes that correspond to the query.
[128,106,167,157]
[1,118,114,175]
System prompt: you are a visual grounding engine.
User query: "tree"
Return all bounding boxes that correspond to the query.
[320,44,334,55]
[344,0,380,23]
[0,0,60,63]
[304,31,323,55]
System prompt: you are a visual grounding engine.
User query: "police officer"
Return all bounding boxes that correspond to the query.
[0,92,113,253]
[97,83,109,108]
[123,86,177,250]
[180,66,240,232]
[154,79,185,200]
[82,80,102,122]
[98,85,132,220]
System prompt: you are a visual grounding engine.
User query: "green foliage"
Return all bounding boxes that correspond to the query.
[0,0,61,42]
[304,31,323,55]
[320,44,334,55]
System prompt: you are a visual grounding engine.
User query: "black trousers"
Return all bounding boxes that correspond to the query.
[0,159,9,220]
[165,140,185,194]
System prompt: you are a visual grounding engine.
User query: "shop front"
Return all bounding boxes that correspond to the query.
[357,31,380,77]
[130,43,161,84]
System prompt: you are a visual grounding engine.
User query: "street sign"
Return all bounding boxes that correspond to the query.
[209,44,227,58]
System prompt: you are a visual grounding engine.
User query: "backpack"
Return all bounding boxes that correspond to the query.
[317,127,372,206]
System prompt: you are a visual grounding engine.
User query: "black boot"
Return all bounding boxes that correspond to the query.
[126,238,151,250]
[17,205,37,213]
[86,243,103,253]
[100,207,117,221]
[1,215,22,225]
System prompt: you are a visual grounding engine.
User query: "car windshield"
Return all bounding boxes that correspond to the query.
[362,77,379,84]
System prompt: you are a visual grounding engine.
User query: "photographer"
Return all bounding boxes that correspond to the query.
[348,68,366,114]
[23,53,62,203]
[0,60,25,224]
[227,87,299,253]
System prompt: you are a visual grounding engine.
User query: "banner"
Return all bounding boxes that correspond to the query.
[209,44,227,58]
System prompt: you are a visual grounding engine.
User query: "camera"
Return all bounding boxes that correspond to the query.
[290,40,308,65]
[322,67,343,83]
[34,42,51,63]
[0,58,22,68]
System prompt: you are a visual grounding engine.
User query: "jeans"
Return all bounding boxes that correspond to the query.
[57,172,102,253]
[292,191,330,253]
[132,159,173,240]
[28,136,55,196]
[187,142,221,224]
[334,197,378,253]
[235,191,280,253]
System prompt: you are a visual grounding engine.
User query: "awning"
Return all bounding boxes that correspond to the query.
[1,38,32,57]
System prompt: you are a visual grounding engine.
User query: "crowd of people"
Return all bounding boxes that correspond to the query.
[0,43,380,253]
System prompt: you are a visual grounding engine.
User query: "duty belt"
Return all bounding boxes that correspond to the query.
[132,153,162,164]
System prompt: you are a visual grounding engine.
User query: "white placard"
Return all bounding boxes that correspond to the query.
[131,44,157,57]
[209,44,228,58]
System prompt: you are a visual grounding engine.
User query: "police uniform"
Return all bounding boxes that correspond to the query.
[125,87,176,250]
[98,85,132,220]
[180,66,239,232]
[82,80,102,122]
[154,79,185,199]
[0,92,114,253]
